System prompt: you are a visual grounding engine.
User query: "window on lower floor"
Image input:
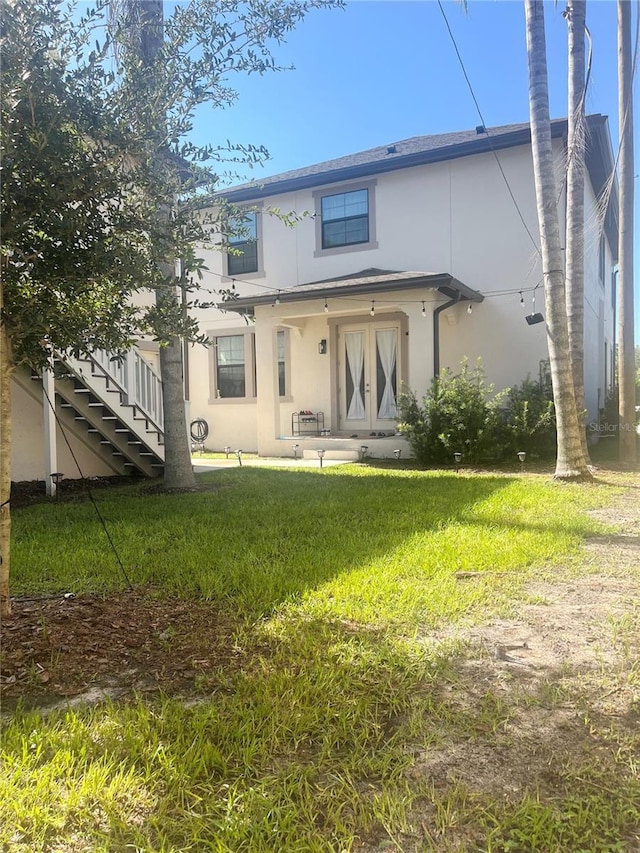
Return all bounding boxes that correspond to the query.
[277,329,289,398]
[211,332,256,400]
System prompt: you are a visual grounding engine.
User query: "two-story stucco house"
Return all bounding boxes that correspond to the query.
[185,114,617,460]
[10,114,618,481]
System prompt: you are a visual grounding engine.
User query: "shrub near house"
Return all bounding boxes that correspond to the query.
[398,360,556,465]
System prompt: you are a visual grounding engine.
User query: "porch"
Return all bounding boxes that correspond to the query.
[274,432,411,462]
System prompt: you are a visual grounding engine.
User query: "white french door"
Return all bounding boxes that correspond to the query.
[339,322,400,432]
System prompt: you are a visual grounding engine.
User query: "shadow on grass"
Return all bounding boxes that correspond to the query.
[12,466,514,615]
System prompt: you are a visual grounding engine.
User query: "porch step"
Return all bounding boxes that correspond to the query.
[302,449,360,462]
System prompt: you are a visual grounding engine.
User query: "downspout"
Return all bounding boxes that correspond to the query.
[433,291,461,377]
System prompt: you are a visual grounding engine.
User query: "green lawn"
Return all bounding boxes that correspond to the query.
[3,465,639,852]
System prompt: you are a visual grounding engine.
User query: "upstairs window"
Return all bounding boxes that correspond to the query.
[321,188,369,249]
[227,210,259,276]
[598,235,606,286]
[313,180,377,256]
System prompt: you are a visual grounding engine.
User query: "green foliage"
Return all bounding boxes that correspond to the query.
[0,0,156,369]
[500,363,557,458]
[1,0,342,370]
[398,360,506,465]
[399,360,557,465]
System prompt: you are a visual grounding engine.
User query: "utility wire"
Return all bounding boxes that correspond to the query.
[436,0,541,257]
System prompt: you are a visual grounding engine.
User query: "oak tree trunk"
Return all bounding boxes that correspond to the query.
[0,281,13,617]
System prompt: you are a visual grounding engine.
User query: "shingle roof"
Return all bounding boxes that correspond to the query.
[223,121,535,196]
[226,269,483,312]
[219,116,608,202]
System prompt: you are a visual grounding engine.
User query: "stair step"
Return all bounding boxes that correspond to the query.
[74,388,91,393]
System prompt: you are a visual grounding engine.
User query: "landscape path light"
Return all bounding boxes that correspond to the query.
[360,445,368,460]
[517,450,526,472]
[50,472,64,499]
[317,448,326,468]
[453,452,462,473]
[236,449,243,467]
[393,449,402,460]
[292,444,300,459]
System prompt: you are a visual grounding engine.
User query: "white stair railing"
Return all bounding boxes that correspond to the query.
[91,348,164,430]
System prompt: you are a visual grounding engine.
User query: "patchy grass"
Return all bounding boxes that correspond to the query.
[2,466,639,852]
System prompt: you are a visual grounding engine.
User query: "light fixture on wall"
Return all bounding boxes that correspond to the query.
[275,291,281,305]
[370,300,375,317]
[324,298,329,313]
[467,303,473,315]
[421,301,426,318]
[318,339,327,355]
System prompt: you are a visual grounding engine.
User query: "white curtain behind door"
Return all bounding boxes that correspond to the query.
[376,329,397,419]
[345,332,366,420]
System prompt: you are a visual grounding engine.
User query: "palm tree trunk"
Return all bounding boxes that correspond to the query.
[617,0,636,464]
[565,0,590,461]
[525,0,591,480]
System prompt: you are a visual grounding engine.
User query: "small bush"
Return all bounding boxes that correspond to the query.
[500,364,556,458]
[398,360,506,465]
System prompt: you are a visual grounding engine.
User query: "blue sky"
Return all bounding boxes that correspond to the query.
[192,0,623,179]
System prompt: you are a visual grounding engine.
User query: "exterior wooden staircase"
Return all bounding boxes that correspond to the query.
[15,348,165,478]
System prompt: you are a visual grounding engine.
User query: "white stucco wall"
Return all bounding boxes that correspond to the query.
[165,134,615,455]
